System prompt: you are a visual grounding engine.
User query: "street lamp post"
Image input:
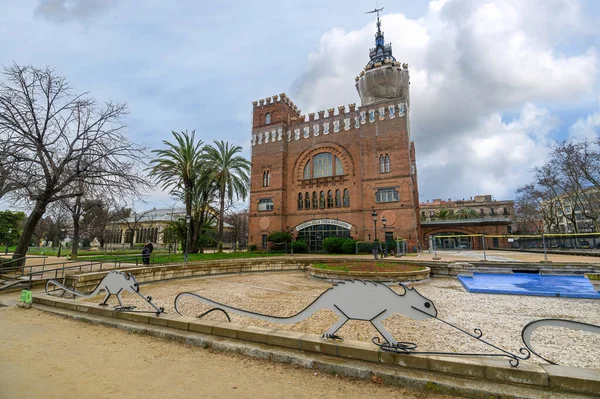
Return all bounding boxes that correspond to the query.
[184,214,191,263]
[372,210,378,259]
[289,228,297,256]
[382,216,387,258]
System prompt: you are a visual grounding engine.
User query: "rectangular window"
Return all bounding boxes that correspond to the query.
[492,237,499,247]
[258,198,274,211]
[261,234,268,248]
[375,188,399,203]
[313,153,333,177]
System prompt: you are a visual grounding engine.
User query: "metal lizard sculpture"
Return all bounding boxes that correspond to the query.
[45,270,164,315]
[175,280,437,345]
[522,319,600,364]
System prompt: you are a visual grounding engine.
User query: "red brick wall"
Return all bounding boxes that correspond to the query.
[249,98,421,250]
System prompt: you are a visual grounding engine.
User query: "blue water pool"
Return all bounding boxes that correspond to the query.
[458,273,600,299]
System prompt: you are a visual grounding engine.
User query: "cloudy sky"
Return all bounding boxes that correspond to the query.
[1,0,599,210]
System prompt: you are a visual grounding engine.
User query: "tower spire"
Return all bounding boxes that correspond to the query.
[364,7,395,67]
[365,7,385,48]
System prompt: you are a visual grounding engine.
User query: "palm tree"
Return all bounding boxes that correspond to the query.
[455,208,480,219]
[202,141,251,251]
[434,208,453,220]
[148,130,203,252]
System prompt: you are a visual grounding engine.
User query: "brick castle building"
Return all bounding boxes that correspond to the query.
[248,15,421,251]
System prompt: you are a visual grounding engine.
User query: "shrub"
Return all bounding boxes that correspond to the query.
[292,240,308,253]
[322,237,346,253]
[267,231,292,244]
[248,244,258,252]
[356,241,375,254]
[342,239,357,254]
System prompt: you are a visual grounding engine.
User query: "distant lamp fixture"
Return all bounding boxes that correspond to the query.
[371,210,378,259]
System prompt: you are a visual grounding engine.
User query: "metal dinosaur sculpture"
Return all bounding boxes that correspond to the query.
[176,280,436,344]
[45,270,164,315]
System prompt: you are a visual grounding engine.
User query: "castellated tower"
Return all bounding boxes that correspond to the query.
[248,16,420,252]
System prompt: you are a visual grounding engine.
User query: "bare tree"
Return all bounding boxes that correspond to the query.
[515,183,561,233]
[514,187,544,234]
[552,141,599,232]
[0,64,148,261]
[224,208,248,251]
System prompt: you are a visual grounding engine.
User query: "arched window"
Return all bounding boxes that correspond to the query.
[335,189,341,207]
[335,156,343,175]
[327,190,333,208]
[380,155,385,173]
[302,152,344,180]
[343,189,350,207]
[298,193,303,210]
[319,191,325,208]
[385,155,390,173]
[265,113,271,124]
[305,191,310,209]
[262,171,270,187]
[312,192,317,209]
[303,162,311,179]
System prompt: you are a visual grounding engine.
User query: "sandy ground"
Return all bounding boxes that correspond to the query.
[0,306,454,399]
[77,272,600,369]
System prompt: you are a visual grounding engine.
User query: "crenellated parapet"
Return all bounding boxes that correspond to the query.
[252,92,301,114]
[251,100,408,147]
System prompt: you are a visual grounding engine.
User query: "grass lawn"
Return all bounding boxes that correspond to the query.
[312,262,425,272]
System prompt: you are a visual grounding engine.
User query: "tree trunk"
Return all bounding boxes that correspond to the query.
[218,187,225,252]
[13,199,49,265]
[71,216,80,259]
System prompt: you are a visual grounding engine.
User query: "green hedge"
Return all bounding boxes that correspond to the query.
[292,240,308,253]
[341,239,357,254]
[322,237,345,253]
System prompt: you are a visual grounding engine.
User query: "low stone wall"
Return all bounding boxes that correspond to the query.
[307,266,430,282]
[63,257,600,292]
[32,293,600,397]
[66,257,312,291]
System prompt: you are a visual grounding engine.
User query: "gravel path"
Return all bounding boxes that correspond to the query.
[82,272,600,369]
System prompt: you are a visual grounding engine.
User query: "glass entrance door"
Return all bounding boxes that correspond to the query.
[296,224,351,252]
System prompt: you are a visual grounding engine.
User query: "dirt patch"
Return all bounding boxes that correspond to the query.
[0,306,454,399]
[312,262,425,272]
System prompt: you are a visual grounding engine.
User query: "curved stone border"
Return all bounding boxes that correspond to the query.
[307,265,430,282]
[32,294,600,397]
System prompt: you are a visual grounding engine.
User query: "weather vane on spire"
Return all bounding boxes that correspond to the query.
[365,6,385,48]
[365,6,384,32]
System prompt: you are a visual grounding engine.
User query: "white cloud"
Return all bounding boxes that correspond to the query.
[294,0,598,200]
[569,111,600,140]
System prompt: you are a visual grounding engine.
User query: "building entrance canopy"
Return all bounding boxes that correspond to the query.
[295,219,353,232]
[295,219,353,252]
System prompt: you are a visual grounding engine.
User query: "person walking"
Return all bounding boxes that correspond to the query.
[142,242,154,265]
